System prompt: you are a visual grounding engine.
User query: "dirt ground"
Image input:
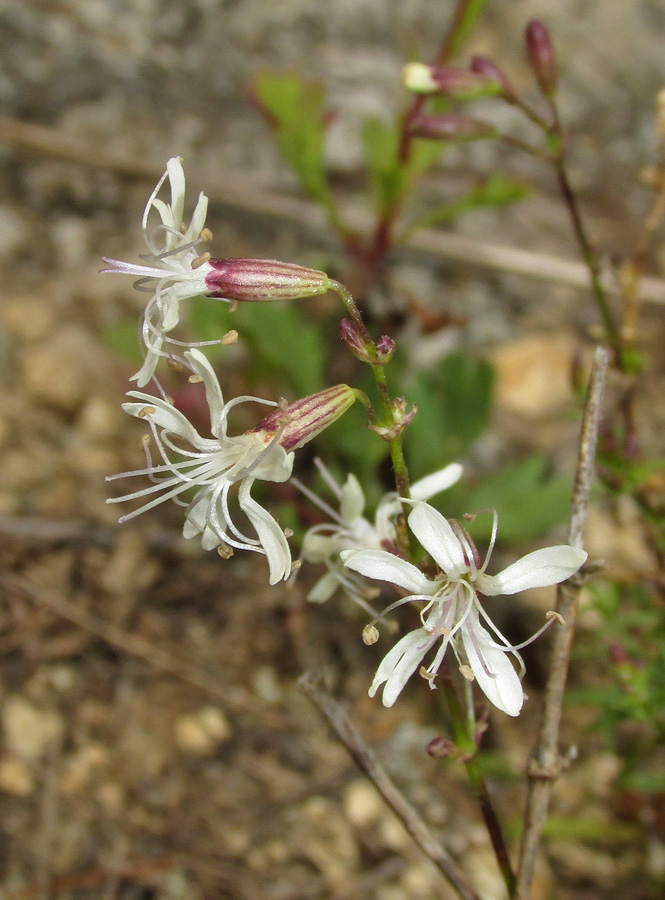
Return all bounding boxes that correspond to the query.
[1,2,665,899]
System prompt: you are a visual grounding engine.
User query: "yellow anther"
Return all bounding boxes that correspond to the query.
[138,406,156,418]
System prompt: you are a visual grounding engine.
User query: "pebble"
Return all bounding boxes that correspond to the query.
[174,706,232,756]
[22,325,106,413]
[2,696,65,762]
[0,755,35,796]
[342,778,383,827]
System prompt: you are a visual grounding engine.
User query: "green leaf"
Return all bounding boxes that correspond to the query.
[405,174,529,232]
[445,0,493,60]
[253,72,331,206]
[461,456,572,543]
[189,296,327,398]
[102,319,143,364]
[404,350,494,478]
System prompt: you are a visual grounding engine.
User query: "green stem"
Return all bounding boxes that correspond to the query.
[441,673,517,898]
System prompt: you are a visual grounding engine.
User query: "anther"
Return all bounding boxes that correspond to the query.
[419,666,436,682]
[167,358,185,372]
[363,624,379,646]
[200,227,213,242]
[290,559,302,571]
[138,406,156,418]
[191,252,211,270]
[459,664,475,681]
[222,329,239,345]
[283,527,294,538]
[188,374,204,384]
[546,610,565,625]
[217,544,234,559]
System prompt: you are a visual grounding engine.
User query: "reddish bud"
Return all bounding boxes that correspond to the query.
[254,384,356,452]
[403,63,503,100]
[375,334,396,364]
[525,20,557,97]
[340,318,374,363]
[426,736,456,758]
[470,56,517,102]
[205,258,331,302]
[409,113,497,142]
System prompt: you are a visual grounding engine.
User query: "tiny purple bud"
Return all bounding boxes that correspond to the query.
[375,334,396,364]
[409,113,497,142]
[470,56,518,102]
[253,384,356,451]
[204,258,331,302]
[426,736,456,759]
[340,319,374,364]
[525,20,557,97]
[403,63,503,100]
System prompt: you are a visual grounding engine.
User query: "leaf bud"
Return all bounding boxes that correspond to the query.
[205,258,332,302]
[525,20,557,97]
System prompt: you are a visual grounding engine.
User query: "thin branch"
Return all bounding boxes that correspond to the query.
[2,115,665,304]
[298,672,481,900]
[515,345,609,900]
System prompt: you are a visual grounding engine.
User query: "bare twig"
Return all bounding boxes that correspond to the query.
[515,346,609,900]
[2,115,665,304]
[298,672,481,900]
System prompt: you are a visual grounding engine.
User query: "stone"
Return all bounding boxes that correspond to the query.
[174,706,232,756]
[2,696,64,762]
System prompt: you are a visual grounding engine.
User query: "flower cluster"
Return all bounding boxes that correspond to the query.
[105,158,355,581]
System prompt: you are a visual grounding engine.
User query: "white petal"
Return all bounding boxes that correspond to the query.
[248,440,294,483]
[239,480,292,584]
[307,571,339,603]
[184,192,209,243]
[185,348,225,434]
[340,549,433,595]
[461,613,523,716]
[131,349,160,388]
[477,546,587,596]
[166,157,186,229]
[370,627,436,707]
[411,463,463,500]
[339,474,365,524]
[123,393,210,450]
[408,503,467,577]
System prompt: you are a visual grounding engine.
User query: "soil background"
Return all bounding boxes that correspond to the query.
[1,2,665,899]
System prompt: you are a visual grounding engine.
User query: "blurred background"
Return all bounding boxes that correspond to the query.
[1,1,665,898]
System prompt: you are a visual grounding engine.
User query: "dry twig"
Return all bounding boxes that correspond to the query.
[298,672,481,900]
[515,346,609,899]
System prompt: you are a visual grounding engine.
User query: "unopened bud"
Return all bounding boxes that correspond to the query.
[403,63,503,100]
[470,56,517,102]
[255,384,356,452]
[525,20,557,97]
[426,736,456,759]
[340,318,374,363]
[409,113,497,142]
[205,258,332,302]
[375,334,396,364]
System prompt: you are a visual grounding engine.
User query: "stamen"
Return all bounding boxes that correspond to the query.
[191,252,211,269]
[222,330,238,345]
[363,624,379,645]
[459,664,475,681]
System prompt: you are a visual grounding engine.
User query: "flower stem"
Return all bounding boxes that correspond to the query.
[441,672,516,897]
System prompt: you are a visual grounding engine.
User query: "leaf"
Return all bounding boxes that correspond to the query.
[405,174,529,232]
[444,0,493,60]
[404,350,494,477]
[189,296,327,398]
[253,72,331,206]
[461,456,572,543]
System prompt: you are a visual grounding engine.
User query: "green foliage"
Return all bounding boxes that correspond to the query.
[362,116,444,217]
[404,350,494,477]
[101,319,143,365]
[189,297,327,398]
[568,580,665,790]
[444,0,493,60]
[404,174,530,233]
[253,72,331,208]
[460,455,572,543]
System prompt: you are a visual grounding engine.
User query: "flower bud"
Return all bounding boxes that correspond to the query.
[340,319,374,364]
[426,736,457,759]
[403,63,503,100]
[470,56,517,102]
[375,334,396,364]
[525,20,557,97]
[254,384,356,451]
[204,258,332,302]
[409,113,497,142]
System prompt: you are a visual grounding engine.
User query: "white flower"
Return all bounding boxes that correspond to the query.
[107,348,294,584]
[300,463,463,611]
[341,502,587,715]
[102,157,216,386]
